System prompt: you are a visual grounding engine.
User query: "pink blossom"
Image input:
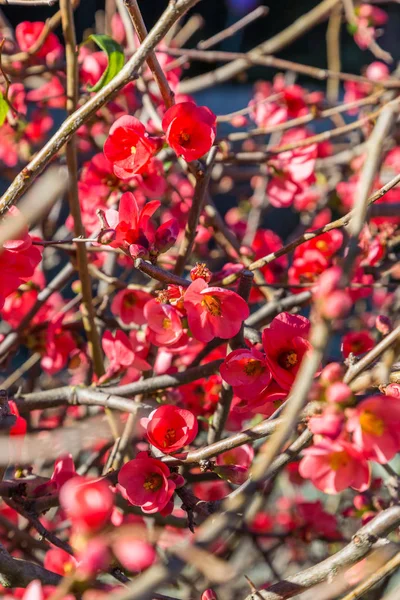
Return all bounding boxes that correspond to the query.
[346,395,400,463]
[112,537,156,572]
[102,330,150,378]
[183,278,250,343]
[299,438,370,494]
[326,382,353,405]
[308,407,344,439]
[111,289,152,325]
[60,476,114,532]
[145,299,187,347]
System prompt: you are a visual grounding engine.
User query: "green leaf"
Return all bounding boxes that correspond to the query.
[0,92,9,127]
[86,34,125,92]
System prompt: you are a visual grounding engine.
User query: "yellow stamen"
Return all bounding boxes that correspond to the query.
[329,450,350,471]
[201,295,222,317]
[359,410,385,436]
[278,350,298,370]
[143,473,163,491]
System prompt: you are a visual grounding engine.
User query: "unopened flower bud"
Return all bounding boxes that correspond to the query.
[326,382,353,405]
[320,362,344,385]
[76,538,110,580]
[190,263,212,283]
[97,228,116,246]
[321,290,352,319]
[375,315,392,335]
[154,219,179,254]
[385,383,400,397]
[201,590,218,600]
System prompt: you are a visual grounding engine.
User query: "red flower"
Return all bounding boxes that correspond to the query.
[104,115,159,178]
[183,278,250,343]
[341,330,374,358]
[102,330,151,380]
[0,207,43,310]
[142,405,198,454]
[118,453,176,514]
[103,192,178,259]
[162,102,217,162]
[220,347,271,400]
[111,289,152,325]
[8,400,27,437]
[262,312,313,391]
[16,21,63,62]
[60,476,114,532]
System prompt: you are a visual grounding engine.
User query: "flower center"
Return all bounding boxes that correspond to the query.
[243,359,265,377]
[131,145,137,154]
[178,131,191,146]
[316,240,328,252]
[277,350,298,370]
[359,410,385,436]
[329,450,350,471]
[164,428,176,447]
[143,472,163,491]
[201,294,222,317]
[162,317,172,329]
[123,294,136,308]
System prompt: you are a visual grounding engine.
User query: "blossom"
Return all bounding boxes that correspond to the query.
[299,438,370,494]
[162,101,217,162]
[44,548,77,576]
[145,299,187,348]
[104,115,159,178]
[288,249,328,289]
[341,330,374,358]
[183,278,250,343]
[60,476,114,532]
[102,330,151,379]
[76,538,111,579]
[262,312,313,391]
[40,315,77,375]
[314,266,352,319]
[26,76,65,109]
[267,128,317,208]
[112,537,156,572]
[8,400,27,437]
[201,590,218,600]
[219,347,271,400]
[15,21,63,62]
[142,405,198,453]
[111,289,152,325]
[326,382,353,405]
[214,444,254,484]
[346,395,400,463]
[0,207,43,310]
[103,192,178,259]
[118,453,176,514]
[308,406,344,439]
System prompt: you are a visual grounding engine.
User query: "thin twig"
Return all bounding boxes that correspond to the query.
[124,0,175,108]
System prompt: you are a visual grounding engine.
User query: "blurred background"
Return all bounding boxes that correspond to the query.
[2,0,400,78]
